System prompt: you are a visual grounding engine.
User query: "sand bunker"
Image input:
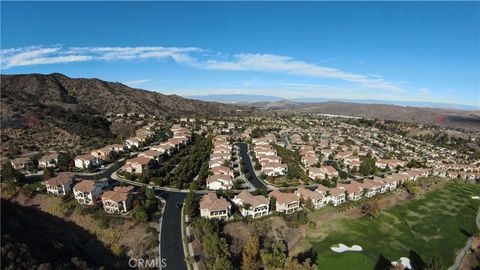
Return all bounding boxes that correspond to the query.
[392,257,412,269]
[330,244,363,253]
[471,196,480,200]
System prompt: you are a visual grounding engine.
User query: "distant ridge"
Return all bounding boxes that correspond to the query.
[186,94,284,103]
[251,100,480,131]
[186,94,478,111]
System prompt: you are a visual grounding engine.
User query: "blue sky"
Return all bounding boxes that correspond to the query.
[1,2,479,107]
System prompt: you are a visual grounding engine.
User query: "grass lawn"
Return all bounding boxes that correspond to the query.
[308,183,480,269]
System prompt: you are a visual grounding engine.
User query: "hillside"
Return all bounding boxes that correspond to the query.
[253,101,480,131]
[0,73,255,153]
[1,199,126,269]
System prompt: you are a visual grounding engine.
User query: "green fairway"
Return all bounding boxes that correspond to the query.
[310,183,480,269]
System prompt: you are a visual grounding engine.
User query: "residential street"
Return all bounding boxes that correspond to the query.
[155,190,187,270]
[235,142,269,190]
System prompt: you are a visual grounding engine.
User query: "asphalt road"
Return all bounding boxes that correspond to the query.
[155,190,187,270]
[236,142,269,190]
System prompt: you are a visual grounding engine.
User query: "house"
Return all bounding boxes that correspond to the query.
[125,137,142,149]
[262,162,287,176]
[10,157,30,170]
[211,166,234,178]
[257,154,282,164]
[268,190,300,214]
[372,177,389,193]
[338,182,364,201]
[199,193,232,220]
[336,151,354,161]
[326,187,347,206]
[139,150,163,161]
[73,179,107,205]
[150,142,176,155]
[308,167,325,179]
[232,191,270,218]
[376,159,406,169]
[209,159,224,169]
[254,146,277,156]
[74,154,101,169]
[101,186,135,213]
[210,153,230,162]
[120,156,152,174]
[38,153,59,168]
[317,166,339,178]
[361,180,382,197]
[385,172,409,185]
[206,174,234,190]
[91,147,114,160]
[301,155,319,168]
[44,172,76,196]
[295,188,326,209]
[382,177,399,191]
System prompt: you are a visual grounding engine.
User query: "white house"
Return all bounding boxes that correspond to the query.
[295,188,326,209]
[73,179,108,205]
[101,186,134,213]
[74,154,101,169]
[199,193,232,220]
[38,153,59,168]
[44,172,76,196]
[206,174,234,190]
[268,190,300,214]
[232,191,270,218]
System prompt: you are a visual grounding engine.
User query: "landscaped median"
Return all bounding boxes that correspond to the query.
[299,182,480,269]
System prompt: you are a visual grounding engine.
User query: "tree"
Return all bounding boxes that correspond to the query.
[362,200,382,218]
[260,241,287,270]
[58,152,74,171]
[184,189,198,218]
[0,162,24,183]
[27,157,38,172]
[304,198,313,210]
[42,167,55,180]
[285,257,317,270]
[404,181,420,197]
[269,197,276,212]
[132,204,149,222]
[242,236,260,270]
[359,157,377,176]
[210,256,234,270]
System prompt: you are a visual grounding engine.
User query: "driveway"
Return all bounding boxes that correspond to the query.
[235,142,269,190]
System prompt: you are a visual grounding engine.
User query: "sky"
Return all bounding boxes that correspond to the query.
[1,1,479,107]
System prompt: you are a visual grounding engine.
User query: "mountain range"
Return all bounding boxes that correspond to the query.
[187,94,479,111]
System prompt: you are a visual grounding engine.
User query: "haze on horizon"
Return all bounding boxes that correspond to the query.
[1,1,479,108]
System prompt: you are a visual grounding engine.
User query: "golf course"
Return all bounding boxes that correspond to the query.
[307,182,480,269]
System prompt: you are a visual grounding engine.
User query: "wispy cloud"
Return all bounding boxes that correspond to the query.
[204,53,402,92]
[1,45,403,93]
[123,79,151,86]
[1,45,202,69]
[1,46,92,69]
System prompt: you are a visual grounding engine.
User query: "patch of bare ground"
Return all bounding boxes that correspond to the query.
[5,189,158,260]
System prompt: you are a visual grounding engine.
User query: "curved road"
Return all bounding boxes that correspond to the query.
[235,142,269,190]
